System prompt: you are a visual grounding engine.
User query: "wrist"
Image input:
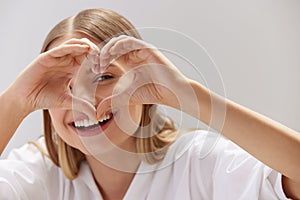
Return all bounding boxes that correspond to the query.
[188,79,212,122]
[1,88,32,119]
[0,89,31,155]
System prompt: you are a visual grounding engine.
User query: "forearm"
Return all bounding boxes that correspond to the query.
[187,80,300,183]
[0,90,29,155]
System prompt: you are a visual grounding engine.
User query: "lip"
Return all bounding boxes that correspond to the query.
[69,112,115,137]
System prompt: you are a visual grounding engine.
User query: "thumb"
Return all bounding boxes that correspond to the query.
[96,90,135,120]
[62,94,97,121]
[96,93,124,119]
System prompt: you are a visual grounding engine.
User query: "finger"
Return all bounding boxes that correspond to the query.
[96,97,111,120]
[72,52,101,70]
[130,48,151,60]
[47,44,90,58]
[61,94,97,121]
[100,36,154,73]
[43,45,99,69]
[96,93,129,120]
[72,96,97,122]
[96,69,139,119]
[86,53,100,65]
[100,35,129,58]
[92,64,101,74]
[99,35,129,69]
[79,38,100,55]
[109,37,149,57]
[63,38,100,55]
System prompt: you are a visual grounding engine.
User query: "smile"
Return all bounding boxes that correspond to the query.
[70,112,114,136]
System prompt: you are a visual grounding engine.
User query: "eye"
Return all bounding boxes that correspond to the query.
[95,74,113,83]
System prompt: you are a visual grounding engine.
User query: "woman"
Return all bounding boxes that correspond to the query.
[0,8,299,199]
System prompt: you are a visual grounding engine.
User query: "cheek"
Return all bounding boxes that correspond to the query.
[48,110,71,142]
[48,109,65,131]
[48,110,88,152]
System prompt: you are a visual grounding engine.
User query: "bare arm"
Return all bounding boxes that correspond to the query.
[0,90,30,155]
[96,35,300,198]
[188,80,300,199]
[0,38,99,156]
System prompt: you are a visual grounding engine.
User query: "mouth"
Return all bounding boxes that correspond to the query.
[69,112,114,137]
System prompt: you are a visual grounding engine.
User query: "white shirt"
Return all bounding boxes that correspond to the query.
[0,130,288,200]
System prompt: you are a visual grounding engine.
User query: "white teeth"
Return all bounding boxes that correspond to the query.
[74,119,98,128]
[74,114,112,129]
[98,114,112,123]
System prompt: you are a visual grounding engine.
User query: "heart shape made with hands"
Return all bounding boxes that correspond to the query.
[71,35,199,133]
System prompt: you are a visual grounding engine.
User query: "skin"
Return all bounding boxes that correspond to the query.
[0,33,299,199]
[48,35,142,154]
[97,35,300,199]
[48,34,143,199]
[0,37,97,153]
[0,33,142,199]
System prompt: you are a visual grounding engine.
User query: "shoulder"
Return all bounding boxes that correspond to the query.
[167,129,229,161]
[169,130,287,199]
[153,130,287,199]
[167,129,271,171]
[0,137,102,199]
[4,136,57,173]
[150,130,229,175]
[0,137,60,199]
[6,136,50,162]
[136,131,233,199]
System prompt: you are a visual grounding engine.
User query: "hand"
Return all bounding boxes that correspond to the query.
[7,38,100,119]
[96,35,198,118]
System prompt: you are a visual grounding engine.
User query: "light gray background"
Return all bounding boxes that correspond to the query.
[0,0,299,158]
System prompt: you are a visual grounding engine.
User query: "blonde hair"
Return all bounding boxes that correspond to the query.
[41,8,178,180]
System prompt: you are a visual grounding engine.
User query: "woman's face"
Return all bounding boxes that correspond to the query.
[48,33,143,155]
